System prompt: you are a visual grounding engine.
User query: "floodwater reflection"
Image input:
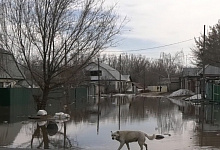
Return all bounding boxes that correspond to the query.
[0,95,220,149]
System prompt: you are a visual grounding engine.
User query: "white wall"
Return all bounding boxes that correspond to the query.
[148,86,167,92]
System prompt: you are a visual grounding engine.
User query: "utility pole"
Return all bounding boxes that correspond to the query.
[202,25,206,100]
[98,58,101,103]
[144,69,146,92]
[97,57,100,134]
[201,25,206,136]
[119,54,121,93]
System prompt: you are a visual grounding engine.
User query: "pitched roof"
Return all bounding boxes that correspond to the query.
[197,65,220,75]
[0,48,10,54]
[0,49,24,80]
[132,82,143,89]
[123,75,131,82]
[86,62,127,81]
[182,67,201,77]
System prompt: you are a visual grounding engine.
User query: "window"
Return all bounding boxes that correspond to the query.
[90,70,102,76]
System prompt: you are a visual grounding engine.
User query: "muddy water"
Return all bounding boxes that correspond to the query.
[0,95,220,150]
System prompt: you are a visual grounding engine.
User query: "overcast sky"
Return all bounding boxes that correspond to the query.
[103,0,220,66]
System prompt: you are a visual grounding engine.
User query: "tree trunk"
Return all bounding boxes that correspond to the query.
[37,86,50,110]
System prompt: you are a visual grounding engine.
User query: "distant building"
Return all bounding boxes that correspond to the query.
[197,65,220,78]
[132,82,144,93]
[180,67,201,93]
[180,65,220,99]
[0,48,25,88]
[159,77,179,92]
[198,65,220,100]
[84,62,134,95]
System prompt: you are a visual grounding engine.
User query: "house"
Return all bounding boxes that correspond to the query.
[131,82,144,93]
[0,48,25,88]
[197,65,220,101]
[159,77,178,92]
[181,65,220,102]
[122,75,133,93]
[197,65,220,79]
[84,62,133,95]
[180,67,201,93]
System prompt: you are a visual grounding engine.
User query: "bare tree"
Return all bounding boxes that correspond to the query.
[100,53,184,87]
[158,51,184,90]
[159,51,184,79]
[0,0,124,110]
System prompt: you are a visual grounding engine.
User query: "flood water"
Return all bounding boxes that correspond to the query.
[0,95,220,150]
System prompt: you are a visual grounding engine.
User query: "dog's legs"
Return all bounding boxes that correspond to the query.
[126,142,130,150]
[138,141,147,150]
[139,144,143,150]
[117,142,125,150]
[144,143,148,150]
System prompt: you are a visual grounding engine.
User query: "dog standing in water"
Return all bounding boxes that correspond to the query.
[111,130,164,150]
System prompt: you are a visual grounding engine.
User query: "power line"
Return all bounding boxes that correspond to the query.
[106,37,199,52]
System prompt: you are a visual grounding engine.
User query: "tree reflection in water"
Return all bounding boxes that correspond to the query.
[129,96,193,135]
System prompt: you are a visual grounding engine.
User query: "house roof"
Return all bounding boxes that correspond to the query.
[0,48,10,54]
[123,75,131,82]
[182,68,201,77]
[0,49,25,80]
[197,65,220,76]
[132,82,143,89]
[86,62,127,81]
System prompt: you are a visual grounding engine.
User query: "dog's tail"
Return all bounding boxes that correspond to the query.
[144,133,156,140]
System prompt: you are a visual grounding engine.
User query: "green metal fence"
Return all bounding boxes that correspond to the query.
[0,88,10,106]
[0,87,88,123]
[0,87,88,108]
[213,84,220,103]
[206,82,213,100]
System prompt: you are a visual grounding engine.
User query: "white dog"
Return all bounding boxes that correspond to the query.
[111,130,164,150]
